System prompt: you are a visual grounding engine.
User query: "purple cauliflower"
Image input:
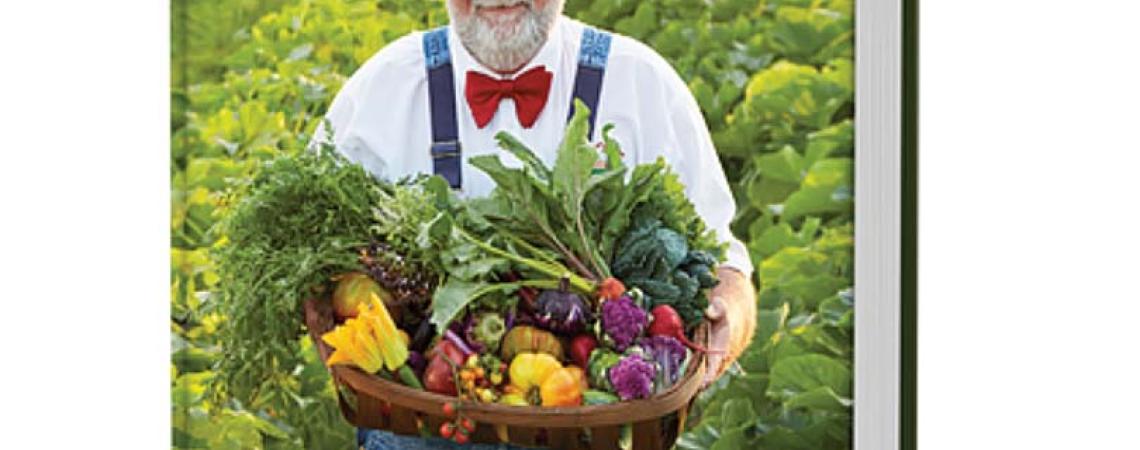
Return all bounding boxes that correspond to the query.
[639,335,688,390]
[609,354,656,401]
[601,295,648,351]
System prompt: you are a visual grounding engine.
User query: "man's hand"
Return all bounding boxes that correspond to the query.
[702,267,757,387]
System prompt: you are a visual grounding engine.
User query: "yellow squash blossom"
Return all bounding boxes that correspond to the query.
[322,293,408,373]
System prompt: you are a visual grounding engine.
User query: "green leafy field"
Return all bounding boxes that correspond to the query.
[170,0,853,448]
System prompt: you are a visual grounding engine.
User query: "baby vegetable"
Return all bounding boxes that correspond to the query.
[534,278,592,334]
[322,294,421,388]
[601,295,648,351]
[499,393,529,406]
[332,273,393,320]
[639,335,688,391]
[647,304,714,353]
[609,354,656,401]
[322,294,404,371]
[569,334,598,368]
[582,390,619,405]
[500,326,565,361]
[508,353,561,392]
[471,312,507,352]
[423,340,466,395]
[587,349,622,392]
[597,277,626,301]
[540,367,584,407]
[507,353,584,407]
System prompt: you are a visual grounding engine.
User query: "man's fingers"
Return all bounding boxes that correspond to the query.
[702,298,732,388]
[703,352,724,388]
[705,296,726,321]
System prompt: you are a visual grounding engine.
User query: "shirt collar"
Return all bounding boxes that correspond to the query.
[448,15,565,79]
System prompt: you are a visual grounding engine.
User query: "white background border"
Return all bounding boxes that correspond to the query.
[855,0,901,449]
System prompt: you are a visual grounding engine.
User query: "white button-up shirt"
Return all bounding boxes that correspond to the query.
[316,16,752,276]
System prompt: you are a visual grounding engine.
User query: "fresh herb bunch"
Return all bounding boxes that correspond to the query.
[209,142,386,410]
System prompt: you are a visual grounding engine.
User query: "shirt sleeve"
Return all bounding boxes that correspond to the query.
[664,82,754,277]
[308,67,392,179]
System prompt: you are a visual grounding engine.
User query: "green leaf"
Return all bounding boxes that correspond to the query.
[754,145,805,184]
[720,398,757,428]
[784,386,853,412]
[782,158,853,220]
[805,120,854,166]
[429,279,488,330]
[709,426,752,450]
[494,131,552,182]
[767,354,852,399]
[768,6,853,63]
[675,424,721,450]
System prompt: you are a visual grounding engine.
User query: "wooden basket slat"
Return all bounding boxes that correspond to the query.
[588,426,620,450]
[389,405,419,435]
[508,426,539,446]
[632,419,663,450]
[470,421,499,443]
[355,395,389,430]
[547,427,582,450]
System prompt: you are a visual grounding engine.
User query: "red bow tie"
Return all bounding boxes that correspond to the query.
[465,66,553,128]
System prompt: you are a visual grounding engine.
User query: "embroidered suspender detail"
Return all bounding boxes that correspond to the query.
[423,27,462,189]
[568,27,612,140]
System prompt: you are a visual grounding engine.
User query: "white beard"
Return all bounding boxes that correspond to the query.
[450,0,562,73]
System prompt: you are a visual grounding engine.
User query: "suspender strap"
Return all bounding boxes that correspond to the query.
[423,26,462,189]
[567,27,613,141]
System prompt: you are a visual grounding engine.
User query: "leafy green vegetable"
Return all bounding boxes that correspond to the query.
[469,100,626,282]
[612,219,722,328]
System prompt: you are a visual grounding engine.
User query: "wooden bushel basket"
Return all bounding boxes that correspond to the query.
[304,299,707,450]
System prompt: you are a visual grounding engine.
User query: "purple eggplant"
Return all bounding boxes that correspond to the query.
[534,278,592,334]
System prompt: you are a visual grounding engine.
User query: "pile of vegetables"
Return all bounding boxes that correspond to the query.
[209,101,727,442]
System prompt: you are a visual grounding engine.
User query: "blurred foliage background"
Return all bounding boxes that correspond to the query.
[170,0,853,448]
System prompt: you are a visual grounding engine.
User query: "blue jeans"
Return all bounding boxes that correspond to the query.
[357,428,541,450]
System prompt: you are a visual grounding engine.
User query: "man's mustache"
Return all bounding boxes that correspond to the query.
[472,0,533,9]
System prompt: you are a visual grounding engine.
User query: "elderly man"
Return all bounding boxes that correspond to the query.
[315,0,757,448]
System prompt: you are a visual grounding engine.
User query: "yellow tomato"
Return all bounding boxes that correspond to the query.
[540,367,584,407]
[508,352,561,392]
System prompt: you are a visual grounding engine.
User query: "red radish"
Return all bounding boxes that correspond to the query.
[647,305,722,354]
[569,334,597,368]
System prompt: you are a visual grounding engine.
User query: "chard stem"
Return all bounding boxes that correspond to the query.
[455,227,595,294]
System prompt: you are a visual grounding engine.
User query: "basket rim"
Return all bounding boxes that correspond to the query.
[305,298,707,427]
